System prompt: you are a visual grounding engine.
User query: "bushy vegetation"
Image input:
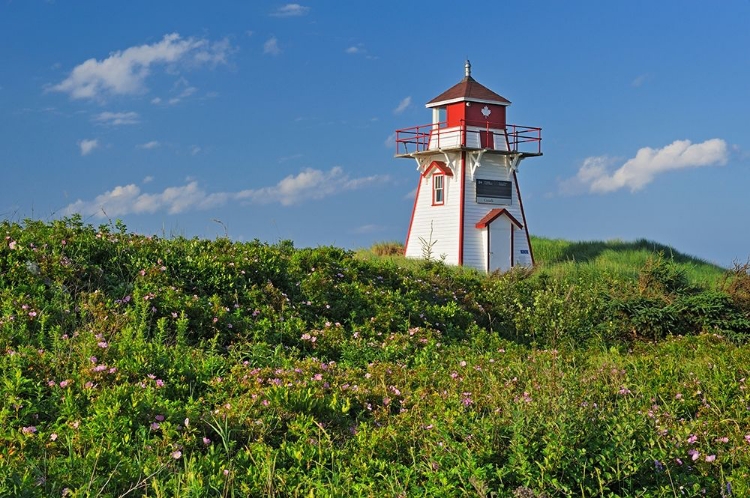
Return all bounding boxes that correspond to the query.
[1,218,750,496]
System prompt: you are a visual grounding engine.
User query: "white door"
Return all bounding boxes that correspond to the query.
[488,220,511,272]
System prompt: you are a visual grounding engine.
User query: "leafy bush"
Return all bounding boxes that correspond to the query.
[1,218,750,496]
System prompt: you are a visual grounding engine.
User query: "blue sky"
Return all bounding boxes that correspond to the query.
[1,1,749,267]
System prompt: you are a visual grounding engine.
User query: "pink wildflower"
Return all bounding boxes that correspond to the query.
[705,454,716,462]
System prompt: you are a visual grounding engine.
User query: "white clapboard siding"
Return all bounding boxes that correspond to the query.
[405,153,461,265]
[428,128,461,150]
[462,155,532,271]
[492,131,509,152]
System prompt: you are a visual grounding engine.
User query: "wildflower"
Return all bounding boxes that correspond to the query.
[50,433,58,441]
[150,422,160,430]
[460,360,467,367]
[687,434,698,444]
[59,380,70,388]
[155,415,165,421]
[223,469,230,476]
[675,393,683,400]
[654,460,664,472]
[184,418,189,427]
[97,341,108,348]
[705,454,716,462]
[313,373,323,381]
[48,380,56,387]
[202,437,211,445]
[22,426,37,435]
[745,434,750,444]
[171,450,182,459]
[618,386,631,395]
[155,379,164,388]
[84,381,95,389]
[89,356,98,363]
[688,449,700,461]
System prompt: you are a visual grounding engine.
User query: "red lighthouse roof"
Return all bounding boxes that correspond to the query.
[426,60,511,108]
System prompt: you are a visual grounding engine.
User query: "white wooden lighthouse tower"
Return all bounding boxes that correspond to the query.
[396,61,542,273]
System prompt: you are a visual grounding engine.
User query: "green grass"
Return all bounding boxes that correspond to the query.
[1,218,749,496]
[531,236,726,286]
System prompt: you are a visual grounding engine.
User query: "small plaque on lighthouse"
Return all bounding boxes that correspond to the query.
[476,179,512,205]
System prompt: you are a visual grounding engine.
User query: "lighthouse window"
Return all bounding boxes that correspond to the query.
[433,174,445,205]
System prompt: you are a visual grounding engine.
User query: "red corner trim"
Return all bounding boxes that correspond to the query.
[458,153,465,265]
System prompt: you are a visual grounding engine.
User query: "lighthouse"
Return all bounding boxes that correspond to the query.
[396,61,542,273]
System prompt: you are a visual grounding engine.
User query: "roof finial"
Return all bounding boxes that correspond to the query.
[465,59,471,78]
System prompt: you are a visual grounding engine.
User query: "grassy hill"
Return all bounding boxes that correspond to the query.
[531,236,727,285]
[1,218,749,496]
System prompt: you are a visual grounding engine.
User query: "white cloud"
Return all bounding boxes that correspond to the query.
[263,37,281,56]
[167,79,197,105]
[393,96,411,115]
[50,33,232,101]
[384,133,396,149]
[151,97,162,105]
[138,141,160,150]
[270,4,309,17]
[143,176,154,183]
[560,139,729,195]
[278,153,304,163]
[236,167,387,206]
[352,224,386,234]
[345,46,361,54]
[93,111,139,126]
[62,167,389,217]
[403,187,417,200]
[631,74,650,88]
[78,139,99,156]
[190,145,201,156]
